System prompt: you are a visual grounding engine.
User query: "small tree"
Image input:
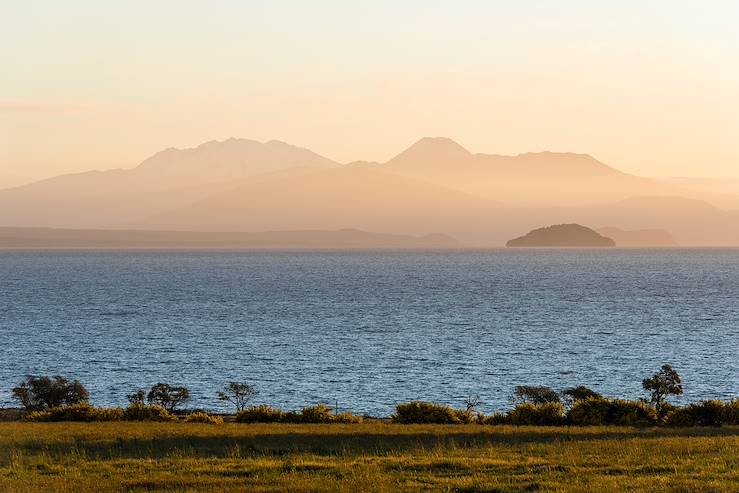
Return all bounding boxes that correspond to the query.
[127,389,147,405]
[147,383,190,412]
[642,364,683,412]
[512,385,560,406]
[561,386,602,407]
[217,382,257,412]
[463,395,482,414]
[12,375,88,411]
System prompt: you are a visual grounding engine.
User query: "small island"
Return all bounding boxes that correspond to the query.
[506,223,616,247]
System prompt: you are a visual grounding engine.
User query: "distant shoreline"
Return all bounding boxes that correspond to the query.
[0,226,460,249]
[0,245,729,251]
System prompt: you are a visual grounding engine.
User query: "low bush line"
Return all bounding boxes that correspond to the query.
[10,365,739,427]
[21,398,739,427]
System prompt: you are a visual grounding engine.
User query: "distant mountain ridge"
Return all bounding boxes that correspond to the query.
[381,137,669,206]
[1,137,738,246]
[135,138,337,185]
[0,138,337,229]
[0,172,31,190]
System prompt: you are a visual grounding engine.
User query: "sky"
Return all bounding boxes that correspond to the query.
[2,0,739,184]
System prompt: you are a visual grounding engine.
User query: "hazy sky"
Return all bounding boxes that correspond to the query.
[2,0,738,183]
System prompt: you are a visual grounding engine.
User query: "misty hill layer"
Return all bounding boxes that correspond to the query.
[1,137,738,246]
[597,227,677,247]
[0,139,337,229]
[506,224,616,247]
[382,137,668,206]
[0,227,458,249]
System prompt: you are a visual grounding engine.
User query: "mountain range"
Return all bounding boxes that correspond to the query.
[1,137,737,246]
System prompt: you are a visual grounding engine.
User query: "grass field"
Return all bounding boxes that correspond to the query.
[1,422,738,492]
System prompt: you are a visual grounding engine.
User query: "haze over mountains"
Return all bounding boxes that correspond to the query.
[597,227,677,247]
[0,172,31,190]
[382,138,666,206]
[1,137,737,246]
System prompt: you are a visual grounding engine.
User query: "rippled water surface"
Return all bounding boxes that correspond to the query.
[1,249,737,414]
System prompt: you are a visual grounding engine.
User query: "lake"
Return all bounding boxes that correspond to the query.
[1,249,737,415]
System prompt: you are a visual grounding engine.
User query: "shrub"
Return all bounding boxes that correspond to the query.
[26,403,123,422]
[507,403,565,426]
[665,400,725,427]
[658,402,678,421]
[294,405,332,423]
[456,410,478,424]
[146,383,190,412]
[566,398,658,426]
[235,405,362,424]
[512,386,561,406]
[12,376,89,411]
[605,399,657,426]
[96,407,126,421]
[127,389,146,405]
[217,382,257,412]
[333,410,363,424]
[566,398,611,426]
[392,401,464,424]
[26,410,57,422]
[235,405,286,423]
[480,412,510,425]
[184,412,224,424]
[298,405,362,424]
[607,400,659,426]
[561,386,602,406]
[661,399,739,427]
[723,400,739,425]
[123,403,178,422]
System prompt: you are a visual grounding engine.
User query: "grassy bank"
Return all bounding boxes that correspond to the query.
[1,423,738,492]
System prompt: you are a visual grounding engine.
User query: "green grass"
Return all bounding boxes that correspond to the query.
[1,422,738,492]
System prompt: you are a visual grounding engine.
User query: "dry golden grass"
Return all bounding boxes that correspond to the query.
[1,422,737,492]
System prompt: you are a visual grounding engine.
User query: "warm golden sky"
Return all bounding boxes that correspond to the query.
[2,1,738,184]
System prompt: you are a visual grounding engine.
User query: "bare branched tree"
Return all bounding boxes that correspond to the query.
[463,395,482,414]
[217,382,257,412]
